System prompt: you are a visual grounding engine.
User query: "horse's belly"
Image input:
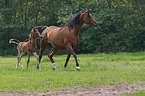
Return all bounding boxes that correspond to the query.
[51,41,66,49]
[18,42,28,52]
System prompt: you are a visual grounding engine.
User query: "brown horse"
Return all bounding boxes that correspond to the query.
[37,9,98,71]
[9,28,42,69]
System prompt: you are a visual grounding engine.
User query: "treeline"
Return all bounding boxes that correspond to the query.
[0,0,145,56]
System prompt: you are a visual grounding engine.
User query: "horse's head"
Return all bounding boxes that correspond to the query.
[80,9,98,27]
[30,28,42,39]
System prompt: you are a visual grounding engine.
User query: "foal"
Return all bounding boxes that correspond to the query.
[9,28,41,69]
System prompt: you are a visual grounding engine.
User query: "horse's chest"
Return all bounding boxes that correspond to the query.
[71,40,78,48]
[66,36,79,48]
[27,42,37,52]
[70,36,79,45]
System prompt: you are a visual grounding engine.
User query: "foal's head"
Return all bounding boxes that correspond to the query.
[80,9,98,27]
[29,28,42,40]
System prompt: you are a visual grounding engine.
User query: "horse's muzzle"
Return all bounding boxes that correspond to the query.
[94,22,99,27]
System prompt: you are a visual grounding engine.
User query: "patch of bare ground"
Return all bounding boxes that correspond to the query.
[0,83,145,96]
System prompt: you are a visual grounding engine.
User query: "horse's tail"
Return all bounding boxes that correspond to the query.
[9,39,20,44]
[33,26,48,33]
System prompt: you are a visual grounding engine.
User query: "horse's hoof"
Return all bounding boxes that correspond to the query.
[52,63,56,70]
[52,67,56,70]
[37,66,39,69]
[21,65,24,69]
[76,67,80,71]
[64,67,66,71]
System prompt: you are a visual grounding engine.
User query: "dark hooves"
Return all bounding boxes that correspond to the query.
[52,67,56,70]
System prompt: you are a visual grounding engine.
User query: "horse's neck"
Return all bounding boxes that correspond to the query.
[73,21,83,36]
[29,37,37,47]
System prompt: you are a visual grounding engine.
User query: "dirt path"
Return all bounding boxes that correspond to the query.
[0,83,145,96]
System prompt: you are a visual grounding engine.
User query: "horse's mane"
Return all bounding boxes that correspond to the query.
[29,28,36,40]
[67,12,82,29]
[60,12,82,31]
[29,29,34,39]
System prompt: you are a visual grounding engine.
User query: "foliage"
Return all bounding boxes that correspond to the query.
[0,0,145,55]
[0,53,145,92]
[78,0,145,53]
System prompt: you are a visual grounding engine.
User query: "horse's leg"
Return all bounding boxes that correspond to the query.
[33,52,39,61]
[33,52,39,68]
[38,37,48,69]
[48,48,58,70]
[16,51,20,69]
[66,44,80,71]
[64,52,71,70]
[27,52,31,69]
[19,52,24,69]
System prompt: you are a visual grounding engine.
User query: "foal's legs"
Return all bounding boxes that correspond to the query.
[66,44,80,71]
[16,51,24,69]
[16,51,20,69]
[48,48,58,70]
[19,52,24,69]
[33,52,39,68]
[33,52,39,61]
[27,52,31,69]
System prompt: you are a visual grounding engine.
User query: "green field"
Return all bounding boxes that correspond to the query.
[0,52,145,92]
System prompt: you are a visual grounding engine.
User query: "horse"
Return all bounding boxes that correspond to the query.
[9,28,42,69]
[37,9,98,71]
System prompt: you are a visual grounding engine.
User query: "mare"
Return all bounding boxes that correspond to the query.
[9,28,42,69]
[37,9,98,71]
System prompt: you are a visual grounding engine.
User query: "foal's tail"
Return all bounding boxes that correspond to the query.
[9,39,20,44]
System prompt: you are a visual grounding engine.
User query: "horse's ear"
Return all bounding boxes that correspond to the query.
[88,9,91,13]
[87,9,92,12]
[33,28,38,32]
[87,9,92,14]
[82,9,92,15]
[35,28,38,32]
[32,28,35,32]
[82,11,87,16]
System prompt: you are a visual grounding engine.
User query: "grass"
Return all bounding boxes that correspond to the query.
[0,52,145,92]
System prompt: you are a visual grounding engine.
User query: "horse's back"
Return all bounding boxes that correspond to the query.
[49,26,62,29]
[42,26,62,42]
[42,26,61,35]
[41,26,68,49]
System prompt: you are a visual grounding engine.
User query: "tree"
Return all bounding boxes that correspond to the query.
[0,0,145,55]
